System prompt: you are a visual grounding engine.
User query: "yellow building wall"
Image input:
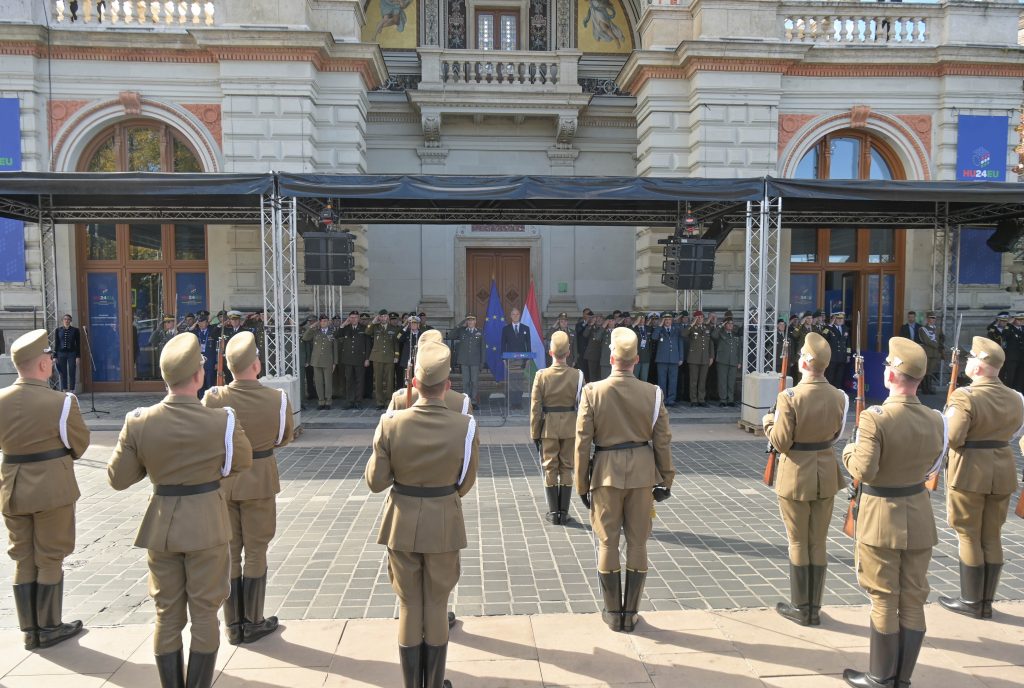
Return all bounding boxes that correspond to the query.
[362,0,419,48]
[578,0,633,54]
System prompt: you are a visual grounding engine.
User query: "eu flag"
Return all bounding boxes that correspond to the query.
[484,280,506,382]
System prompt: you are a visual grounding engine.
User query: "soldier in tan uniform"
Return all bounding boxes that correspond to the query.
[301,314,338,410]
[0,330,90,650]
[841,337,946,688]
[576,327,674,632]
[202,331,294,645]
[530,331,584,525]
[366,339,479,688]
[387,331,472,415]
[108,333,253,688]
[938,336,1024,619]
[762,332,848,626]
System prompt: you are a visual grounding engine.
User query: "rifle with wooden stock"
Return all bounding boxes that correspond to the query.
[762,338,790,487]
[926,314,963,491]
[215,332,226,387]
[842,317,865,538]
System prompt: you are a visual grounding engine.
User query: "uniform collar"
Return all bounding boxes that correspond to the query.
[162,394,201,405]
[883,394,920,405]
[970,377,1001,388]
[230,379,263,389]
[415,397,447,408]
[15,378,49,388]
[798,377,828,386]
[610,369,634,378]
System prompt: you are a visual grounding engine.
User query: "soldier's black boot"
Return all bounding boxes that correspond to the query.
[398,643,423,688]
[776,564,811,626]
[622,569,647,633]
[155,649,185,688]
[36,578,83,648]
[981,562,1003,619]
[448,611,456,628]
[423,642,452,688]
[598,571,623,632]
[895,626,925,688]
[938,561,984,618]
[185,649,217,688]
[558,485,573,525]
[223,577,244,645]
[13,583,38,650]
[544,486,561,525]
[808,564,827,626]
[843,624,899,688]
[241,574,280,643]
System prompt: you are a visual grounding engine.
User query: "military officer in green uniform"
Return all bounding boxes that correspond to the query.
[530,331,584,525]
[366,309,402,410]
[301,314,338,410]
[452,314,485,409]
[938,336,1024,619]
[788,312,814,381]
[336,310,368,409]
[576,328,674,633]
[916,311,942,394]
[763,332,847,626]
[582,316,610,382]
[108,333,253,688]
[841,337,946,688]
[685,311,713,406]
[366,339,479,688]
[547,312,577,368]
[0,330,91,651]
[203,331,294,645]
[711,318,742,407]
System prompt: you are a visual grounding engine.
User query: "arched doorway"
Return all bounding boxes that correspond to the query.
[789,130,906,353]
[75,121,208,392]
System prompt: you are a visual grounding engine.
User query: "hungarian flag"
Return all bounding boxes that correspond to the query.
[521,280,547,375]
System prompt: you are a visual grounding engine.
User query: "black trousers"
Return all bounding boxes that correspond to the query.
[55,352,77,391]
[825,362,846,389]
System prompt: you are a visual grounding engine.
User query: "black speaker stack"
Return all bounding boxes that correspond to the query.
[304,231,356,286]
[661,238,716,290]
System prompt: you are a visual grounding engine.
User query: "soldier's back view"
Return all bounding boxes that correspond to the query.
[202,331,294,645]
[108,333,253,688]
[0,330,90,650]
[576,327,674,632]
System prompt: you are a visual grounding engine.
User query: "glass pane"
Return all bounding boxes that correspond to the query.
[86,137,117,172]
[478,14,494,50]
[127,128,162,172]
[868,228,895,264]
[869,147,893,180]
[173,138,202,173]
[794,147,818,179]
[85,223,118,260]
[131,272,165,381]
[129,224,163,261]
[501,15,517,50]
[866,273,896,353]
[86,272,122,382]
[174,224,206,260]
[175,272,207,322]
[790,227,818,263]
[789,273,819,319]
[827,137,861,179]
[828,228,857,263]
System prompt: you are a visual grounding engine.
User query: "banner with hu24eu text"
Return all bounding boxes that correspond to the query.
[0,98,25,282]
[956,114,1008,182]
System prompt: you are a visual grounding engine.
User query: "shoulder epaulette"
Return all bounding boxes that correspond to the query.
[785,388,796,398]
[208,386,220,396]
[964,386,974,395]
[128,407,144,419]
[870,405,884,415]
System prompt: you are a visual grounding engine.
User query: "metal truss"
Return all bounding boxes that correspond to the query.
[0,199,260,224]
[742,196,782,375]
[947,203,1024,226]
[930,205,960,386]
[779,211,938,228]
[260,194,300,379]
[39,209,58,337]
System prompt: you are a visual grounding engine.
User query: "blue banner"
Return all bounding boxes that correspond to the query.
[176,272,207,317]
[87,272,122,382]
[956,115,1008,181]
[958,228,1001,285]
[0,98,25,282]
[484,280,506,381]
[788,273,818,318]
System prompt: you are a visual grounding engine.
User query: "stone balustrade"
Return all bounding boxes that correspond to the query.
[780,3,937,44]
[52,0,215,26]
[419,48,581,93]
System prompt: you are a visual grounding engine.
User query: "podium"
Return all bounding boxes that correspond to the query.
[501,351,533,416]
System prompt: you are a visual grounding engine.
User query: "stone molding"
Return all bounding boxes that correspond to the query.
[181,104,224,147]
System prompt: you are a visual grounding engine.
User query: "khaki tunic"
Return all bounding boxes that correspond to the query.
[945,378,1024,566]
[530,363,583,487]
[388,387,471,414]
[0,379,90,584]
[685,324,712,366]
[366,322,401,364]
[842,395,945,633]
[917,325,942,374]
[301,328,337,368]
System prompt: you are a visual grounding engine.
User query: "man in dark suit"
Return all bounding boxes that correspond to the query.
[191,311,220,397]
[898,310,918,343]
[501,307,531,410]
[53,314,81,392]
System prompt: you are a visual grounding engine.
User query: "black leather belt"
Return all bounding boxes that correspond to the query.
[252,449,275,459]
[962,440,1008,449]
[789,441,833,452]
[595,441,649,452]
[543,406,576,413]
[392,483,456,498]
[154,480,220,497]
[2,448,70,464]
[861,483,925,498]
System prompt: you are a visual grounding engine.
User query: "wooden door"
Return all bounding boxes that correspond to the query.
[466,248,530,320]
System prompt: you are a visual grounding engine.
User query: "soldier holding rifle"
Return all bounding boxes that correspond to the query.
[841,337,946,688]
[762,332,848,627]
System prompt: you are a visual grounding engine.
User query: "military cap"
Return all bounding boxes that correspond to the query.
[389,312,400,319]
[693,310,704,318]
[813,310,823,318]
[465,314,477,320]
[648,312,659,318]
[378,308,388,315]
[831,311,845,318]
[225,331,259,374]
[414,340,451,386]
[197,309,210,318]
[970,335,1005,369]
[185,312,195,319]
[1015,312,1024,320]
[216,310,228,317]
[557,312,568,319]
[885,336,927,379]
[319,313,329,320]
[11,329,51,367]
[997,311,1010,320]
[407,315,421,324]
[160,333,203,387]
[227,310,242,318]
[801,332,831,371]
[610,326,639,362]
[612,310,622,317]
[360,312,370,317]
[420,329,444,345]
[197,312,210,322]
[678,310,689,317]
[550,330,570,357]
[925,311,936,318]
[349,310,359,316]
[621,311,631,318]
[418,312,427,318]
[162,316,175,323]
[724,309,734,318]
[801,311,813,319]
[661,312,674,319]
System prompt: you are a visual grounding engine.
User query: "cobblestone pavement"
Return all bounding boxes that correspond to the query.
[1,429,1022,631]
